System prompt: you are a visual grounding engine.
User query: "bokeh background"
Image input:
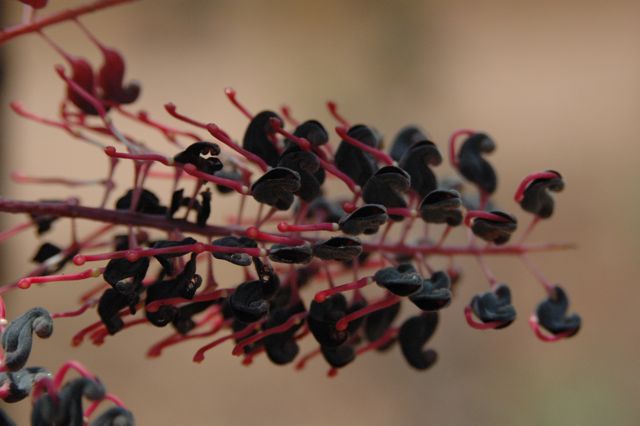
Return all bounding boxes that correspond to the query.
[1,0,639,425]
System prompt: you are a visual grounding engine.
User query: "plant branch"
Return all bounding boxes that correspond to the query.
[0,0,138,45]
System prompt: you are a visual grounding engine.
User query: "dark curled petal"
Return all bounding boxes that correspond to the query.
[232,319,261,353]
[197,190,212,227]
[536,286,581,336]
[145,280,180,327]
[173,141,222,173]
[32,242,62,264]
[115,188,167,215]
[268,243,313,264]
[1,307,53,371]
[362,166,411,220]
[321,344,355,368]
[251,167,301,210]
[214,169,242,194]
[308,294,348,347]
[30,209,60,235]
[458,132,497,194]
[471,284,516,328]
[90,406,135,426]
[212,236,257,266]
[293,120,329,146]
[169,188,184,218]
[399,140,442,198]
[409,271,452,311]
[151,237,197,274]
[339,204,388,236]
[399,313,439,370]
[346,298,367,334]
[253,257,280,298]
[172,301,215,335]
[175,253,202,299]
[31,394,56,426]
[113,234,130,251]
[263,305,305,365]
[520,171,564,218]
[103,257,150,295]
[56,377,106,426]
[419,189,463,226]
[229,280,269,323]
[334,124,380,186]
[471,210,518,245]
[278,150,322,202]
[0,367,50,403]
[0,408,16,426]
[313,236,362,261]
[390,126,429,161]
[243,110,282,167]
[99,288,139,334]
[373,264,423,296]
[365,302,400,343]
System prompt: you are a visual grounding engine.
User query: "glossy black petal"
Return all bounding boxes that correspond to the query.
[173,141,222,173]
[470,210,518,245]
[308,294,349,347]
[243,111,282,167]
[293,120,329,146]
[31,242,62,264]
[55,377,106,426]
[197,190,212,227]
[229,280,270,323]
[251,167,301,210]
[1,307,53,371]
[115,188,167,215]
[419,189,463,226]
[253,257,280,298]
[212,236,257,266]
[263,304,305,365]
[151,237,197,274]
[268,243,313,264]
[98,288,139,334]
[172,301,216,335]
[364,302,400,343]
[458,133,497,194]
[362,166,411,220]
[321,343,355,368]
[390,126,429,161]
[0,367,49,403]
[103,257,150,295]
[520,171,564,218]
[373,264,423,296]
[339,204,388,236]
[278,149,322,202]
[90,406,135,426]
[409,271,452,311]
[399,140,442,197]
[399,313,439,370]
[313,236,362,261]
[471,284,516,328]
[536,286,581,336]
[334,124,380,186]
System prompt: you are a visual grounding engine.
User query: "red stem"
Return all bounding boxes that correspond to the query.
[0,0,138,44]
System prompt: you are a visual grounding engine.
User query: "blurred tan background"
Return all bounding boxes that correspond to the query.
[1,0,640,425]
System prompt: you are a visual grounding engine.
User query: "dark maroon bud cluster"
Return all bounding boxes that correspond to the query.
[0,0,583,421]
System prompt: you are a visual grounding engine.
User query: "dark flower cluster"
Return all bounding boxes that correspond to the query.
[0,0,581,423]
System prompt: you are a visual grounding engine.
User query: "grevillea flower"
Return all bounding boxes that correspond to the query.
[0,0,582,423]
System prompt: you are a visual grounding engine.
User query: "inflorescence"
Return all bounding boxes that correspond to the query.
[0,1,581,424]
